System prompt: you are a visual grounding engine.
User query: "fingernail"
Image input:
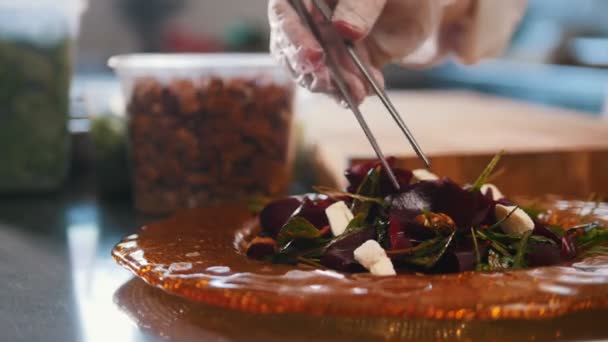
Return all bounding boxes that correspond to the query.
[333,20,365,41]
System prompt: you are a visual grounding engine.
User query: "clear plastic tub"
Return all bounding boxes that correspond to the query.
[109,54,296,215]
[0,0,86,193]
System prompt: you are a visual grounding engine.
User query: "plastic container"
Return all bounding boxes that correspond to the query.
[109,54,296,215]
[0,0,87,193]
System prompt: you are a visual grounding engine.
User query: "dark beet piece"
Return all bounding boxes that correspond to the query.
[320,229,375,272]
[560,235,577,260]
[246,237,277,260]
[345,160,378,192]
[259,197,302,238]
[294,196,335,228]
[430,181,494,230]
[532,222,561,244]
[392,179,493,231]
[345,158,412,195]
[434,250,477,273]
[388,217,412,250]
[526,244,562,267]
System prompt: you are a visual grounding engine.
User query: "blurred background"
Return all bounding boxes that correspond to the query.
[72,0,608,115]
[1,0,608,199]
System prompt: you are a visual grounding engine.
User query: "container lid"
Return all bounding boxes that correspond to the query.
[108,53,280,72]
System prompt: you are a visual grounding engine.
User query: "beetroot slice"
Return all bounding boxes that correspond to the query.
[527,244,562,266]
[293,196,335,229]
[388,217,413,250]
[390,179,493,232]
[260,197,302,238]
[345,157,412,195]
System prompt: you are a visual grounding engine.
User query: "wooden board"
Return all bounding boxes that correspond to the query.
[295,90,608,196]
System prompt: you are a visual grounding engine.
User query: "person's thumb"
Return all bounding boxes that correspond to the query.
[332,0,387,41]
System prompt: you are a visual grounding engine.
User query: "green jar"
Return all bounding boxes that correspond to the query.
[0,2,85,193]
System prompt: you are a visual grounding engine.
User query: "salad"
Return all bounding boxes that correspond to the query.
[246,153,608,275]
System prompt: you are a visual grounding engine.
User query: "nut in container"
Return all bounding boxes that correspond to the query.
[109,54,295,215]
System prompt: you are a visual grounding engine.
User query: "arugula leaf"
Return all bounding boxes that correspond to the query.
[375,218,390,249]
[276,216,323,248]
[386,236,443,257]
[403,231,456,269]
[296,256,327,269]
[513,231,532,268]
[355,166,382,198]
[471,150,504,191]
[471,227,481,266]
[575,225,608,250]
[483,230,556,245]
[476,230,513,257]
[546,225,566,238]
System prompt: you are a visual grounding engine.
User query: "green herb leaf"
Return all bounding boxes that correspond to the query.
[575,224,608,250]
[276,217,322,248]
[513,231,532,268]
[296,257,327,269]
[386,236,443,257]
[471,227,481,267]
[471,150,504,191]
[476,230,513,257]
[375,218,390,249]
[546,225,566,238]
[403,231,456,269]
[355,166,382,198]
[482,230,556,245]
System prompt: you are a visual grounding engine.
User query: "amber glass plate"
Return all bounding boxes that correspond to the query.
[112,199,608,320]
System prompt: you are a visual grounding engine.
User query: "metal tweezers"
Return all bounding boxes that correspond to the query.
[289,0,431,190]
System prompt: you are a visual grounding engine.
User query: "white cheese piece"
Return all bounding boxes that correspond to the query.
[480,183,504,200]
[411,169,439,183]
[354,240,396,276]
[325,201,354,237]
[495,204,534,235]
[369,257,397,276]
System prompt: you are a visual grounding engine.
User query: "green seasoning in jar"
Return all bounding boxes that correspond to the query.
[0,38,72,192]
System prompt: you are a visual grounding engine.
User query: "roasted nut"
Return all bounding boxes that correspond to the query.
[127,76,294,214]
[246,237,277,259]
[414,212,456,232]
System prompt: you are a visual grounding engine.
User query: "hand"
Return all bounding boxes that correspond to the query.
[268,0,526,104]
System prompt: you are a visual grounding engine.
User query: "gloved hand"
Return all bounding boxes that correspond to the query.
[268,0,526,105]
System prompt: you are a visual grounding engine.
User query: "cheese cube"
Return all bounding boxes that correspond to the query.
[354,240,396,276]
[325,201,354,237]
[369,257,396,276]
[495,204,534,235]
[481,183,504,200]
[412,169,439,183]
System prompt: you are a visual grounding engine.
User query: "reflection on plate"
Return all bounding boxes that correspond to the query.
[114,278,608,341]
[112,200,608,320]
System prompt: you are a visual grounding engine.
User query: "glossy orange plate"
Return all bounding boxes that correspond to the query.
[112,199,608,320]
